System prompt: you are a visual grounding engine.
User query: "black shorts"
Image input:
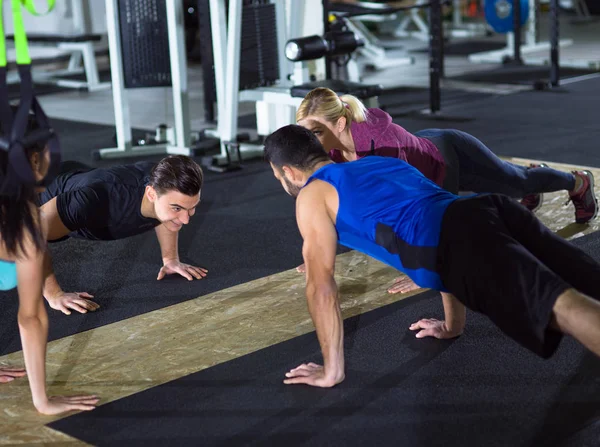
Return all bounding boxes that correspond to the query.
[436,194,600,358]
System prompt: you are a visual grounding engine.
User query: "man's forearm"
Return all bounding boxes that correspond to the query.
[42,251,63,299]
[155,225,179,263]
[441,292,466,334]
[306,280,345,383]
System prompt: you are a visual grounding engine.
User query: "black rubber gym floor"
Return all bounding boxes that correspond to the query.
[2,72,600,446]
[449,65,600,85]
[391,74,600,168]
[49,237,600,446]
[377,86,494,117]
[411,39,506,55]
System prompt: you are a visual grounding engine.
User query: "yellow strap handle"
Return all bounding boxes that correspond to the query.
[0,0,56,66]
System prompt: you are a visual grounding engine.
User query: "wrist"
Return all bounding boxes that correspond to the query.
[33,394,49,411]
[162,257,179,265]
[44,288,64,300]
[324,363,345,385]
[443,320,464,336]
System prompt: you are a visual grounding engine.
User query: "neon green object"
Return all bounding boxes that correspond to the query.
[0,0,56,67]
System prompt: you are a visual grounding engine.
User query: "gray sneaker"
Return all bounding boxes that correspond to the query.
[569,170,598,224]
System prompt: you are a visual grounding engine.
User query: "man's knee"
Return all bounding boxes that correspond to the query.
[551,289,595,335]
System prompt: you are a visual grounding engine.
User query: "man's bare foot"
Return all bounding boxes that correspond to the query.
[296,263,306,273]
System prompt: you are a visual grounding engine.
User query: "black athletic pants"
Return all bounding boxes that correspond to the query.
[437,194,600,358]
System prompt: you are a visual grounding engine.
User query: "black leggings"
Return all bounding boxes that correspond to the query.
[416,129,575,196]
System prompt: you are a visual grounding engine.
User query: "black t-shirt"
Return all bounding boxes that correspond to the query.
[39,162,160,241]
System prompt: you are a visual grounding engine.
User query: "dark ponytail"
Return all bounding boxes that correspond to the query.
[0,116,46,257]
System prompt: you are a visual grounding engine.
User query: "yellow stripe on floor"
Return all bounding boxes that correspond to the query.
[0,250,414,445]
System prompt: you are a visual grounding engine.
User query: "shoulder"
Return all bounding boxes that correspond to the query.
[297,180,325,212]
[297,179,338,224]
[136,160,157,171]
[299,178,336,200]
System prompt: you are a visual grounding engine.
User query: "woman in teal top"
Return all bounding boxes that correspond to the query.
[0,116,98,415]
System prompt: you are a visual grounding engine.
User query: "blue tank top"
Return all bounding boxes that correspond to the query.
[0,259,17,291]
[306,157,458,291]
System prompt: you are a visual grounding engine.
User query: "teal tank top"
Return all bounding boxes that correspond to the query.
[0,259,17,290]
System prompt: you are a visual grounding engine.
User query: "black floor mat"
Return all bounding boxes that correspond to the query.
[449,65,599,85]
[411,40,506,56]
[387,75,600,168]
[378,86,493,117]
[48,232,600,447]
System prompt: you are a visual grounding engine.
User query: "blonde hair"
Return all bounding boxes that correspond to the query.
[296,87,368,127]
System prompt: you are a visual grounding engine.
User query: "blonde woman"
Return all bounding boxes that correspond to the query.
[296,87,597,293]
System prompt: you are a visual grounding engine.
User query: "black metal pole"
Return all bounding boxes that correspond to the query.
[513,0,523,65]
[198,0,216,122]
[428,0,442,113]
[439,3,445,78]
[550,0,560,86]
[323,0,332,80]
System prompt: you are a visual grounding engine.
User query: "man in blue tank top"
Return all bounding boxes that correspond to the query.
[264,125,600,388]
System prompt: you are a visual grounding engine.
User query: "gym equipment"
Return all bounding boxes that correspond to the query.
[203,0,383,172]
[118,0,171,89]
[324,1,414,73]
[285,26,382,106]
[468,0,600,70]
[205,0,300,171]
[197,0,216,122]
[329,0,467,120]
[285,31,363,63]
[484,0,530,33]
[238,1,280,91]
[95,0,195,160]
[286,14,366,83]
[0,0,61,195]
[184,0,199,57]
[5,0,110,92]
[470,0,583,90]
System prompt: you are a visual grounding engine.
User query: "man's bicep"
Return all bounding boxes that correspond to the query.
[299,205,337,277]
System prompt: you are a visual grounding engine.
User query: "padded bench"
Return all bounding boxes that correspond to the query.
[7,33,103,43]
[5,33,109,92]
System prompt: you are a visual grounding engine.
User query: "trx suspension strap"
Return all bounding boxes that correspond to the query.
[0,0,60,196]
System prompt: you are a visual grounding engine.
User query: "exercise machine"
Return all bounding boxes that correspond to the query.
[469,0,580,67]
[6,0,110,92]
[95,0,195,160]
[203,0,383,172]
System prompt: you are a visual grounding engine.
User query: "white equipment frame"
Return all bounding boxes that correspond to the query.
[7,0,110,92]
[96,0,193,159]
[207,0,305,164]
[207,0,382,166]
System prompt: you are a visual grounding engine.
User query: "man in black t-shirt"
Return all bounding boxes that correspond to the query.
[38,155,206,315]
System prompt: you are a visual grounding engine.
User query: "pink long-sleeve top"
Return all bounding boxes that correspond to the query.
[329,108,446,186]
